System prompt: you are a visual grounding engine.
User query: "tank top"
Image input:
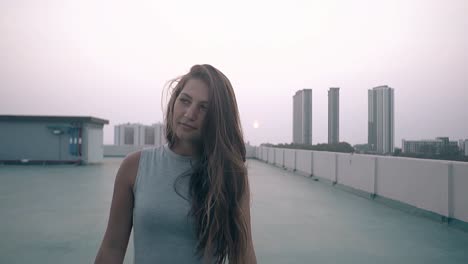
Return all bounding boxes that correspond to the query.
[132,144,203,264]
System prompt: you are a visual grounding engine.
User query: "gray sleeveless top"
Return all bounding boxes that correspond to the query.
[132,144,202,264]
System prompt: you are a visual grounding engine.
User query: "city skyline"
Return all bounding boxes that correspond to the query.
[1,0,467,146]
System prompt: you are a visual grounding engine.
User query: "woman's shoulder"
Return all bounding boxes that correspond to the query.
[119,150,143,189]
[123,145,162,167]
[121,146,165,189]
[123,150,142,167]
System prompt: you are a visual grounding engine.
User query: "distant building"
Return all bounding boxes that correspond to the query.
[458,139,466,152]
[402,137,459,155]
[368,86,394,154]
[353,143,371,154]
[114,123,165,146]
[328,87,340,144]
[0,115,109,164]
[293,89,312,145]
[463,139,468,156]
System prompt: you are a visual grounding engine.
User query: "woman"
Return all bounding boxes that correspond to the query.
[94,64,257,264]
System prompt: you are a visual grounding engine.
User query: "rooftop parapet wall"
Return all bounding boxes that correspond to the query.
[296,149,312,176]
[337,154,375,194]
[254,146,468,225]
[453,163,468,222]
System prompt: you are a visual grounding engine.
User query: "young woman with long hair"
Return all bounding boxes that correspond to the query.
[95,64,257,264]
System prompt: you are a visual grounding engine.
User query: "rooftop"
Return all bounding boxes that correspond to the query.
[0,115,109,125]
[1,158,467,263]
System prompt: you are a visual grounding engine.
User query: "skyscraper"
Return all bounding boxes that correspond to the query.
[368,86,394,154]
[328,87,340,144]
[293,89,312,145]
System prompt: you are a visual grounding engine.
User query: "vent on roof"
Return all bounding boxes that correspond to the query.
[47,125,71,135]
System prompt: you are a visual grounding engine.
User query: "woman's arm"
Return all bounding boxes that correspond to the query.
[94,151,141,264]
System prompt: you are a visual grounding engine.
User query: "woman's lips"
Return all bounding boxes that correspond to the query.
[179,122,196,129]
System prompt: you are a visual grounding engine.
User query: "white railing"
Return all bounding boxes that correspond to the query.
[253,146,468,224]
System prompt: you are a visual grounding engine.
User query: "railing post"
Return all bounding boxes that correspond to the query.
[311,151,314,177]
[282,149,285,168]
[294,150,297,171]
[447,162,454,223]
[372,157,378,199]
[272,148,275,165]
[334,153,338,184]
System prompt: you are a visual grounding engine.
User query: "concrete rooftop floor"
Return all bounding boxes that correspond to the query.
[1,158,467,264]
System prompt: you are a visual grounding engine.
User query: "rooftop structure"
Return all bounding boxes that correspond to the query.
[0,115,109,164]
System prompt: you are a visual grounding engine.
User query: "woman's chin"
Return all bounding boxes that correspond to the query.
[176,132,196,142]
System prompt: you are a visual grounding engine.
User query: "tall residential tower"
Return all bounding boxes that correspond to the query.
[293,89,312,145]
[328,87,340,144]
[368,86,394,154]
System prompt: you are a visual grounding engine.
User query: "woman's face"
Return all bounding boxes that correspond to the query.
[172,78,210,144]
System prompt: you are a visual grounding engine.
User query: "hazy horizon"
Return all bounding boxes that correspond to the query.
[2,0,467,147]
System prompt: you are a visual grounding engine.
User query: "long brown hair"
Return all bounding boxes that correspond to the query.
[164,64,249,264]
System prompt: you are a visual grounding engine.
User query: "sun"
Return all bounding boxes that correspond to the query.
[253,120,259,129]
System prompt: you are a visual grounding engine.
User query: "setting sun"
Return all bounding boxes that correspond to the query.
[253,120,259,129]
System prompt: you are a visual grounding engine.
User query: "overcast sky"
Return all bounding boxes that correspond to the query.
[1,0,467,146]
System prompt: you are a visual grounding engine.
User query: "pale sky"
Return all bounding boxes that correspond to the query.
[1,0,467,146]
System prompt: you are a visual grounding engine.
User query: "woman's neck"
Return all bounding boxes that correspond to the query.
[171,140,195,157]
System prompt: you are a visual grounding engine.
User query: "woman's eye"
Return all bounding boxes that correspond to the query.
[200,105,208,111]
[179,98,190,104]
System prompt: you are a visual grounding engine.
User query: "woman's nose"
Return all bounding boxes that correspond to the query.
[184,105,198,120]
